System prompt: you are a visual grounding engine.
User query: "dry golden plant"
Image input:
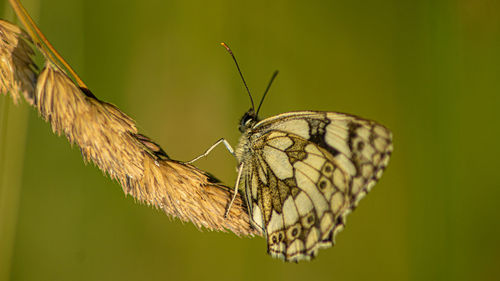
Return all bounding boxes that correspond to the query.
[0,19,36,105]
[0,0,260,236]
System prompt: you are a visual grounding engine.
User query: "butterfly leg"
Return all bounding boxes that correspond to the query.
[185,138,235,164]
[224,162,244,218]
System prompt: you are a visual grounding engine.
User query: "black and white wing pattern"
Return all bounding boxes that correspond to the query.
[235,111,393,262]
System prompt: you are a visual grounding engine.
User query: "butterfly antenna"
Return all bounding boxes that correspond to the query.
[221,42,255,111]
[256,70,279,117]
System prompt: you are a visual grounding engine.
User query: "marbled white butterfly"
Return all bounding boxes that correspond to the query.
[189,43,393,262]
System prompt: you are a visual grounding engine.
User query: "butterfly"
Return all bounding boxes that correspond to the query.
[188,43,393,262]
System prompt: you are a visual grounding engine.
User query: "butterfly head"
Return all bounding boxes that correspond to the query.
[239,109,259,133]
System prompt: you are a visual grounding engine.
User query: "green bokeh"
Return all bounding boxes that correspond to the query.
[0,0,499,280]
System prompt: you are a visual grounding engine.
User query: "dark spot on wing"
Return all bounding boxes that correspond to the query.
[347,122,362,151]
[357,141,365,151]
[308,119,340,157]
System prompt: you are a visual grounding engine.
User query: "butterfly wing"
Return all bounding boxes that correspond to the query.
[244,111,392,261]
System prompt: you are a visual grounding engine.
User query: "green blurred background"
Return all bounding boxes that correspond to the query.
[1,0,499,280]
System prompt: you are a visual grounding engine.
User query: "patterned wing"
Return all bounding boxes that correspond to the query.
[245,112,392,262]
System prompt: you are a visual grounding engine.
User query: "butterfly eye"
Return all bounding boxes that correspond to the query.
[239,109,257,132]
